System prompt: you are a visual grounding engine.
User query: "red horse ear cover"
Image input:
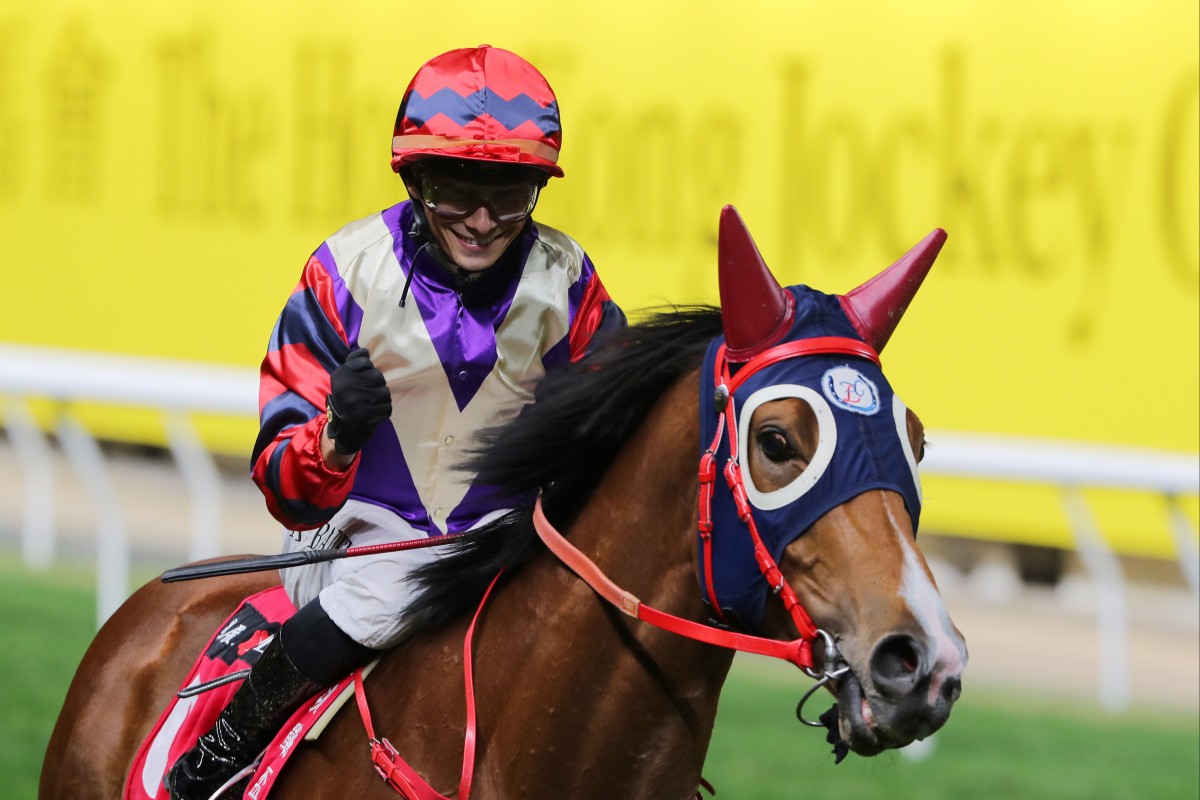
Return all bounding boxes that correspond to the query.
[838,229,947,353]
[718,205,796,362]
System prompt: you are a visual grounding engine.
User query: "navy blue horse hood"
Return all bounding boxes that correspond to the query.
[698,286,923,631]
[696,207,946,633]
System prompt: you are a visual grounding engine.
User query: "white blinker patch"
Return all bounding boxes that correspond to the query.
[821,366,880,415]
[737,384,837,511]
[892,395,923,505]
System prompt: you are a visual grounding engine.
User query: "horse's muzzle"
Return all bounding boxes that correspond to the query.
[837,632,966,755]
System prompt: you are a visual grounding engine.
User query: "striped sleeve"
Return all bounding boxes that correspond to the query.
[567,253,626,362]
[251,252,359,528]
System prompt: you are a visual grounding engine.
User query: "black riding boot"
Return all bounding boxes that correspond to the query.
[163,633,321,800]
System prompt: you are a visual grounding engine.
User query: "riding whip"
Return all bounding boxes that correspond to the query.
[160,532,474,583]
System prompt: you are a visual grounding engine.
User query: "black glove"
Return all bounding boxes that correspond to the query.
[326,348,392,456]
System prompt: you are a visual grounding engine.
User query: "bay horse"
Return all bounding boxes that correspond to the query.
[41,207,966,800]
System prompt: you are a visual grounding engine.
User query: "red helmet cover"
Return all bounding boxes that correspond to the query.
[391,46,564,177]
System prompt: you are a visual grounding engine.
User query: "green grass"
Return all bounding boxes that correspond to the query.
[707,658,1200,800]
[1,557,97,800]
[6,555,1198,800]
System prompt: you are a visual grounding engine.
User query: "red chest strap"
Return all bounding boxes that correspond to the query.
[354,570,503,799]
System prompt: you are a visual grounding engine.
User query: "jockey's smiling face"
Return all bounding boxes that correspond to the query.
[405,162,544,272]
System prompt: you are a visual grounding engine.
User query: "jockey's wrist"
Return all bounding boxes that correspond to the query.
[319,424,355,472]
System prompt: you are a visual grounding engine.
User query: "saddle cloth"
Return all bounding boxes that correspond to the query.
[124,586,358,800]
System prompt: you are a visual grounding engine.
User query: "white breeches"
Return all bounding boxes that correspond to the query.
[280,499,500,650]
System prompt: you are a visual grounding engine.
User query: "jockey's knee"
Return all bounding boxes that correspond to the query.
[281,597,380,684]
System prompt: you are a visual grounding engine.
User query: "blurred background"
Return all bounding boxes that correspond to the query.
[0,1,1196,798]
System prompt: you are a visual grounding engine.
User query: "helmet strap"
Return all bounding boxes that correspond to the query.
[405,188,456,269]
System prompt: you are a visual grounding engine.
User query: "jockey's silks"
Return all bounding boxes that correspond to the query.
[698,286,923,632]
[253,200,623,534]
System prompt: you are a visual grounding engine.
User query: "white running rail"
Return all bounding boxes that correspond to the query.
[921,432,1199,711]
[0,344,258,628]
[1,343,1197,709]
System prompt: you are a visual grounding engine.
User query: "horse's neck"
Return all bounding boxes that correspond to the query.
[478,371,733,798]
[348,372,731,800]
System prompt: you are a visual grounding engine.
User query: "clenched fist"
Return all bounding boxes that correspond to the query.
[326,348,392,456]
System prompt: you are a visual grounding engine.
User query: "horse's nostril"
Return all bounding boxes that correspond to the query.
[871,634,923,687]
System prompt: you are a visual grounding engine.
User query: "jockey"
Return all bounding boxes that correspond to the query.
[166,45,625,799]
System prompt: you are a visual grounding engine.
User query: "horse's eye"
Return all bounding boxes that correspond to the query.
[758,430,796,462]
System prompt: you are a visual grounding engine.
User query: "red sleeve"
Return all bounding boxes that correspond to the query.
[252,414,358,528]
[568,272,624,362]
[251,254,358,528]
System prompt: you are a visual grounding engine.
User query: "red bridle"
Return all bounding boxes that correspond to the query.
[698,337,881,650]
[536,334,881,675]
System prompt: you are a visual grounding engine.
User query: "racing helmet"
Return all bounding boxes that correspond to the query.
[390,45,564,178]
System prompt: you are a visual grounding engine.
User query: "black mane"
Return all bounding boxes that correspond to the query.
[404,306,723,631]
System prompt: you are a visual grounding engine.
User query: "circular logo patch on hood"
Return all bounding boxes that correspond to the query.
[821,366,880,415]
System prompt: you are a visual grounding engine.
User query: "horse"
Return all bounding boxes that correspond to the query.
[40,206,966,800]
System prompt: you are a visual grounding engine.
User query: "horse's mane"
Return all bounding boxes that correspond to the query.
[405,305,723,631]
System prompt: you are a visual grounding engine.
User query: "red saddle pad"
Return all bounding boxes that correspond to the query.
[123,585,348,800]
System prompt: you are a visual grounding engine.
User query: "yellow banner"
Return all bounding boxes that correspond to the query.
[1,1,1196,555]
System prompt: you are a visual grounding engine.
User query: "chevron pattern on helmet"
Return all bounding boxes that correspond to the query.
[402,88,561,139]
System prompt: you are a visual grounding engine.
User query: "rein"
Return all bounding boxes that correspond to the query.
[532,500,816,668]
[530,338,877,666]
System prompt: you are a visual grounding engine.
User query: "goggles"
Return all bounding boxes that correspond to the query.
[416,173,541,223]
